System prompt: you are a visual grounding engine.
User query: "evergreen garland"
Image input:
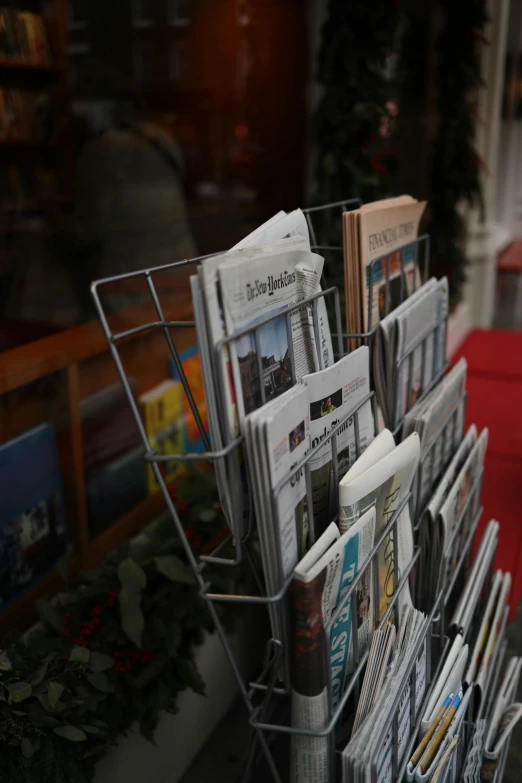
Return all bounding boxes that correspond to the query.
[0,467,254,783]
[313,0,488,307]
[429,0,488,305]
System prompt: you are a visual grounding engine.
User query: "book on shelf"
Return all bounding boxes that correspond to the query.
[81,381,146,538]
[0,9,51,64]
[169,345,209,454]
[0,423,68,609]
[139,379,184,494]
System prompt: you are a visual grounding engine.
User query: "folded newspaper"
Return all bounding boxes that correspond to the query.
[290,509,377,783]
[403,358,467,517]
[481,657,522,781]
[303,346,374,537]
[191,210,334,535]
[342,196,426,346]
[373,276,448,431]
[339,429,420,625]
[342,607,428,782]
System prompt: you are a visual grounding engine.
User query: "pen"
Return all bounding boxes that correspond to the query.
[419,690,463,774]
[409,692,455,768]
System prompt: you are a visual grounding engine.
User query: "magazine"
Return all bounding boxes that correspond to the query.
[342,196,426,343]
[339,430,420,624]
[303,347,375,537]
[290,509,376,783]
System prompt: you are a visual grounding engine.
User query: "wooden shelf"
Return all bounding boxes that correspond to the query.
[0,58,61,75]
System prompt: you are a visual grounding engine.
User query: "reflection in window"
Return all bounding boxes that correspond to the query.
[68,0,88,30]
[132,0,154,28]
[168,0,190,26]
[169,41,189,84]
[134,40,155,86]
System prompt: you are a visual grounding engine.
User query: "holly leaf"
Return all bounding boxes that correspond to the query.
[32,654,56,686]
[89,652,114,672]
[69,646,90,664]
[7,681,32,702]
[87,673,115,693]
[53,725,87,742]
[57,544,74,580]
[80,724,99,734]
[119,587,144,647]
[198,508,216,523]
[21,738,34,759]
[153,555,196,585]
[48,681,65,709]
[118,558,147,592]
[36,601,63,633]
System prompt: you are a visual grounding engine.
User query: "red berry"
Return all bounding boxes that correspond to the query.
[65,629,71,637]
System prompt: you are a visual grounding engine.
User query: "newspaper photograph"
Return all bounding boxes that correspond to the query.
[303,347,374,536]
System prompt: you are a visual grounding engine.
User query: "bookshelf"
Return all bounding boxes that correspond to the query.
[0,289,195,635]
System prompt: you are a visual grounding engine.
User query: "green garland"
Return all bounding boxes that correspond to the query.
[0,467,251,783]
[313,0,488,306]
[429,0,488,305]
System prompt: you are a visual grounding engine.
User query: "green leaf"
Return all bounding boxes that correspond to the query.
[7,681,32,702]
[92,719,109,729]
[119,587,144,647]
[48,681,65,709]
[69,646,90,664]
[87,673,114,693]
[32,654,56,686]
[21,738,34,759]
[53,725,87,742]
[39,715,61,727]
[80,724,99,734]
[76,686,90,698]
[153,555,196,585]
[57,544,74,579]
[36,601,63,633]
[118,558,147,592]
[198,508,216,522]
[89,652,114,672]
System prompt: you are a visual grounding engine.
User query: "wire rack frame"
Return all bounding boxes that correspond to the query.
[90,202,456,782]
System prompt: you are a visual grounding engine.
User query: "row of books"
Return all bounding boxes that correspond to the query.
[0,88,47,141]
[181,200,517,781]
[0,345,207,609]
[0,9,51,64]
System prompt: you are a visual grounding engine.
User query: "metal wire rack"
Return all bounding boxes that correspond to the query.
[90,200,499,782]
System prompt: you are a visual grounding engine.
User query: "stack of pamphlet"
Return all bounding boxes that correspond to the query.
[373,277,449,430]
[342,196,426,345]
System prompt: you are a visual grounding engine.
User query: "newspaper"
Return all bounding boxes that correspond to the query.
[403,358,467,516]
[418,425,477,610]
[342,608,428,783]
[303,347,374,537]
[339,430,420,624]
[342,197,426,341]
[216,238,324,430]
[482,657,522,781]
[245,384,310,676]
[436,428,488,599]
[233,208,334,372]
[352,624,396,734]
[373,277,448,430]
[474,571,511,706]
[290,510,376,783]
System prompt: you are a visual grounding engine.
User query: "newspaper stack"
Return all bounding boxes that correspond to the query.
[244,348,375,675]
[342,196,426,345]
[481,657,522,781]
[290,510,377,783]
[372,277,449,431]
[341,607,428,782]
[419,424,487,611]
[191,209,333,534]
[403,358,467,517]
